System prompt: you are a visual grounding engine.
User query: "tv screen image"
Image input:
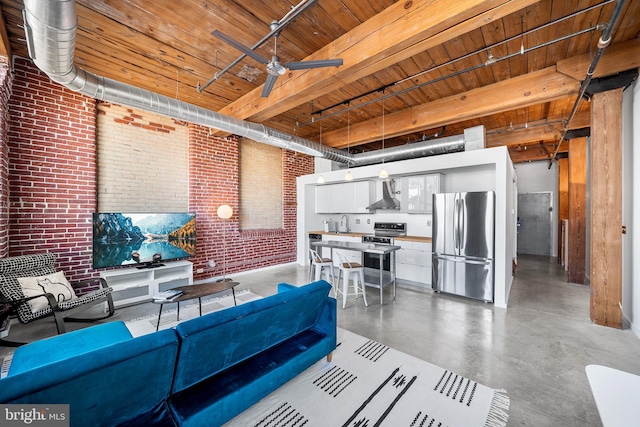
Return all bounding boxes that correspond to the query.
[92,213,196,269]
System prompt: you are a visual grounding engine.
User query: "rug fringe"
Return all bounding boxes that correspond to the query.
[484,389,510,427]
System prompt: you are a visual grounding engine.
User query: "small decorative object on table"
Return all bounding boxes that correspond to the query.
[153,289,183,302]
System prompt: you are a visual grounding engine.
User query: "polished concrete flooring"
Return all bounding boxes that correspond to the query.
[3,254,640,426]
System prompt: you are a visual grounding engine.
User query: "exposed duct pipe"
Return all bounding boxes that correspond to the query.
[350,132,465,166]
[21,0,479,167]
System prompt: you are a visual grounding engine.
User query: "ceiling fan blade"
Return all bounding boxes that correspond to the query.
[261,74,279,97]
[286,58,343,70]
[211,30,269,64]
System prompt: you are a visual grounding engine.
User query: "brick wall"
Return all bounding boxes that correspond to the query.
[0,57,12,257]
[7,58,97,289]
[2,58,314,286]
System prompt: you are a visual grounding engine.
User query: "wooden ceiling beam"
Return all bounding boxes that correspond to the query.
[0,7,11,59]
[485,109,591,147]
[508,140,568,163]
[487,125,562,147]
[321,40,637,149]
[556,38,640,81]
[323,66,580,148]
[214,0,541,127]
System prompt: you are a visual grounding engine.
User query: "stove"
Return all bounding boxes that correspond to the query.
[362,223,406,271]
[362,235,395,245]
[362,222,407,244]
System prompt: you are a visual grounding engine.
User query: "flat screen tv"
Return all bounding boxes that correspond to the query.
[92,212,196,269]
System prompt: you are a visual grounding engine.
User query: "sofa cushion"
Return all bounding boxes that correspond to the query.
[172,280,332,394]
[17,271,77,313]
[8,321,133,376]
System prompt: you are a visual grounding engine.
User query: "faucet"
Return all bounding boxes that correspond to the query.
[340,215,349,232]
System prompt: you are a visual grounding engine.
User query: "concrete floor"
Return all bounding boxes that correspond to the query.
[3,254,640,426]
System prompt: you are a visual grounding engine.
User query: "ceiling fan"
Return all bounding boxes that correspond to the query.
[212,21,343,98]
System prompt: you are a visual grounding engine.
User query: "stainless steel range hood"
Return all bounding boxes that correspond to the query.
[367,179,400,210]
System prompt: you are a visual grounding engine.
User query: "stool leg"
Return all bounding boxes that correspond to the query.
[342,272,348,309]
[334,269,342,298]
[353,271,359,299]
[359,270,368,306]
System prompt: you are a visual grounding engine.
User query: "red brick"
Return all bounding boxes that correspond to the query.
[1,58,314,288]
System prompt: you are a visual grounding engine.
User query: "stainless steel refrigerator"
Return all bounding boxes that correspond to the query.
[432,191,495,302]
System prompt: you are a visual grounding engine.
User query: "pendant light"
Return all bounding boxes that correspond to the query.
[378,97,389,178]
[344,110,353,181]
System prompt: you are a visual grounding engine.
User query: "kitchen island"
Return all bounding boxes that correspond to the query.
[312,240,400,305]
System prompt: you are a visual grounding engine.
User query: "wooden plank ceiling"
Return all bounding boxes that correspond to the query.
[1,0,639,163]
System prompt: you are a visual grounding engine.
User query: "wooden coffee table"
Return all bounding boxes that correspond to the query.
[153,280,239,331]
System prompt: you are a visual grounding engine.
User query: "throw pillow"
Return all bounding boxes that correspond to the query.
[17,271,77,314]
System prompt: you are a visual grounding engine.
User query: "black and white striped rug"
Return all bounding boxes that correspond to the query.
[226,328,510,427]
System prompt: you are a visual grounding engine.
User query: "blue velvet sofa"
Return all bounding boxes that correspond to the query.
[0,280,337,427]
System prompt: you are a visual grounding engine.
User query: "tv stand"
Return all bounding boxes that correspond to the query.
[136,262,166,269]
[100,260,193,307]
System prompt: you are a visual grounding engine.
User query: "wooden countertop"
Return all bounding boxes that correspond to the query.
[308,231,431,243]
[395,235,432,243]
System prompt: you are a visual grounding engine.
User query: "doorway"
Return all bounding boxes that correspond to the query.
[517,192,552,256]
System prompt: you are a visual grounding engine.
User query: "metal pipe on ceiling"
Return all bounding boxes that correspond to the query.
[21,0,477,168]
[302,25,600,128]
[549,0,628,168]
[304,0,615,126]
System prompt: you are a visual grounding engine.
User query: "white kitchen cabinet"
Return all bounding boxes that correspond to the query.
[100,260,193,307]
[316,181,375,213]
[396,240,432,287]
[400,173,442,213]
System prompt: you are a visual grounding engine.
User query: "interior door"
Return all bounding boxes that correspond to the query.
[517,192,552,256]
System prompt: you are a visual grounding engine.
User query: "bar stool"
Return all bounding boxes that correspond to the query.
[336,253,368,309]
[309,248,335,284]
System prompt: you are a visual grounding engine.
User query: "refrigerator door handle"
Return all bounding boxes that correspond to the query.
[453,197,458,252]
[459,197,466,253]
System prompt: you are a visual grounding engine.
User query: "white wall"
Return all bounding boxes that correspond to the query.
[623,78,639,337]
[513,161,559,257]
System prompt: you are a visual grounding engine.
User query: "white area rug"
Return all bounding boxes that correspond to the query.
[226,328,510,427]
[125,290,260,337]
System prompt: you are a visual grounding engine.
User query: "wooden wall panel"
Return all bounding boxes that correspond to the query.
[568,137,586,284]
[589,89,623,328]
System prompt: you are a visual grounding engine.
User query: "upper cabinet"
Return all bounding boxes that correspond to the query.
[400,173,442,214]
[316,181,375,213]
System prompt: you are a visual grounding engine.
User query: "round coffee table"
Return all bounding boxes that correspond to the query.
[153,280,239,331]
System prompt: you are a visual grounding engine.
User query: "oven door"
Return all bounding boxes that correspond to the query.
[363,251,391,271]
